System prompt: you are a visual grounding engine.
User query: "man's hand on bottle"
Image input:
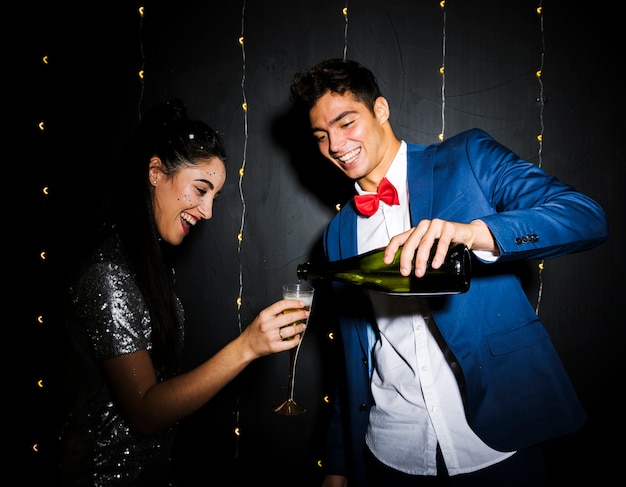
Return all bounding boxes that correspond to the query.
[384,218,495,277]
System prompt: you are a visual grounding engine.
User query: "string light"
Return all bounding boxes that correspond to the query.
[342,2,349,60]
[313,2,353,471]
[232,0,249,466]
[438,0,447,141]
[32,40,51,470]
[137,5,145,120]
[534,1,546,314]
[236,1,248,331]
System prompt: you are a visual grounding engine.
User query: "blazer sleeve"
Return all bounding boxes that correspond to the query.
[458,128,608,261]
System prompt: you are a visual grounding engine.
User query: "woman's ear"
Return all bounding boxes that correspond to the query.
[149,157,162,186]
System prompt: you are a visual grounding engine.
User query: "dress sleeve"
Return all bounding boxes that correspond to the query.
[73,260,151,361]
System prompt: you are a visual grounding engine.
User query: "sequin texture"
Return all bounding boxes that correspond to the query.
[58,235,182,486]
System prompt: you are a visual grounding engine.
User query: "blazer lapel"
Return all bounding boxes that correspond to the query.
[407,143,436,224]
[338,204,359,259]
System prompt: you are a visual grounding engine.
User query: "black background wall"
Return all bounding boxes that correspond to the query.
[23,1,622,485]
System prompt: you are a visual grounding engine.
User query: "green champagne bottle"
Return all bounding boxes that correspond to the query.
[296,241,471,295]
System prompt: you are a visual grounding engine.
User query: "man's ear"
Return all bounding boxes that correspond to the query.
[374,96,390,124]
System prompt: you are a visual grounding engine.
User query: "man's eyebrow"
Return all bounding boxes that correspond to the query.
[311,110,356,132]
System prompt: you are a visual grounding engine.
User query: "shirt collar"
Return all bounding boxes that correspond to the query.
[354,141,407,196]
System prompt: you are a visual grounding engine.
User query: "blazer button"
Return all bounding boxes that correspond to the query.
[515,234,540,245]
[359,403,368,413]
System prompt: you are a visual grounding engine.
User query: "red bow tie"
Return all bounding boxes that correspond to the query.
[353,177,400,217]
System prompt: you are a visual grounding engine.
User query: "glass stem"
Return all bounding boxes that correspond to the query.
[287,341,302,401]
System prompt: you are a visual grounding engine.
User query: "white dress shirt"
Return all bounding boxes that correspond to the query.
[357,141,514,476]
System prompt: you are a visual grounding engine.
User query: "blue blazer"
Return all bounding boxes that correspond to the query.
[320,128,609,486]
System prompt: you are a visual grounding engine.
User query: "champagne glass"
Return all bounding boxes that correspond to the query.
[273,282,314,415]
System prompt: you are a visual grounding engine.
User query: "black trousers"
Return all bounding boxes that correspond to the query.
[365,444,545,487]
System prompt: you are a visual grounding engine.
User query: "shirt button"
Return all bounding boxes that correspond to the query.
[359,403,368,413]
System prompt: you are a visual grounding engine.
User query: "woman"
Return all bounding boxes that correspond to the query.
[57,100,308,486]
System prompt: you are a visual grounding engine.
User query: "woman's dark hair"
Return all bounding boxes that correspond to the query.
[99,99,226,377]
[289,58,383,114]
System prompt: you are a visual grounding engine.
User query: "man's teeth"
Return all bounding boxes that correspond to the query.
[338,148,360,163]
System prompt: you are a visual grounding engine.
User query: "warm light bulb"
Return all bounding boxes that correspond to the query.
[439,66,445,75]
[42,186,49,195]
[138,6,144,17]
[238,168,245,177]
[238,36,244,45]
[342,7,348,16]
[38,121,45,131]
[438,133,444,141]
[242,102,247,111]
[536,134,543,142]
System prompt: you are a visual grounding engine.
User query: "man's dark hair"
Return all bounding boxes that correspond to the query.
[290,58,383,114]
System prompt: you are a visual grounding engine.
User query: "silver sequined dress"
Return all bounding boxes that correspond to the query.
[58,235,182,486]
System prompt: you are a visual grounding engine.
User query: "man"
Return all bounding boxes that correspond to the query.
[289,59,608,486]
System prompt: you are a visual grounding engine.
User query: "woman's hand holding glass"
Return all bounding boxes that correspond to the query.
[273,283,315,415]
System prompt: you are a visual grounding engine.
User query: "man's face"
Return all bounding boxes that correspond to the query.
[309,91,391,187]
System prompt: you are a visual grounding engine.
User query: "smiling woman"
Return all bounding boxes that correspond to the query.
[150,153,226,244]
[56,100,311,486]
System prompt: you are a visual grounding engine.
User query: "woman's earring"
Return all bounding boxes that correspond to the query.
[153,180,157,185]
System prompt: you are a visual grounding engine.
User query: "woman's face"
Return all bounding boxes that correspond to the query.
[150,156,226,245]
